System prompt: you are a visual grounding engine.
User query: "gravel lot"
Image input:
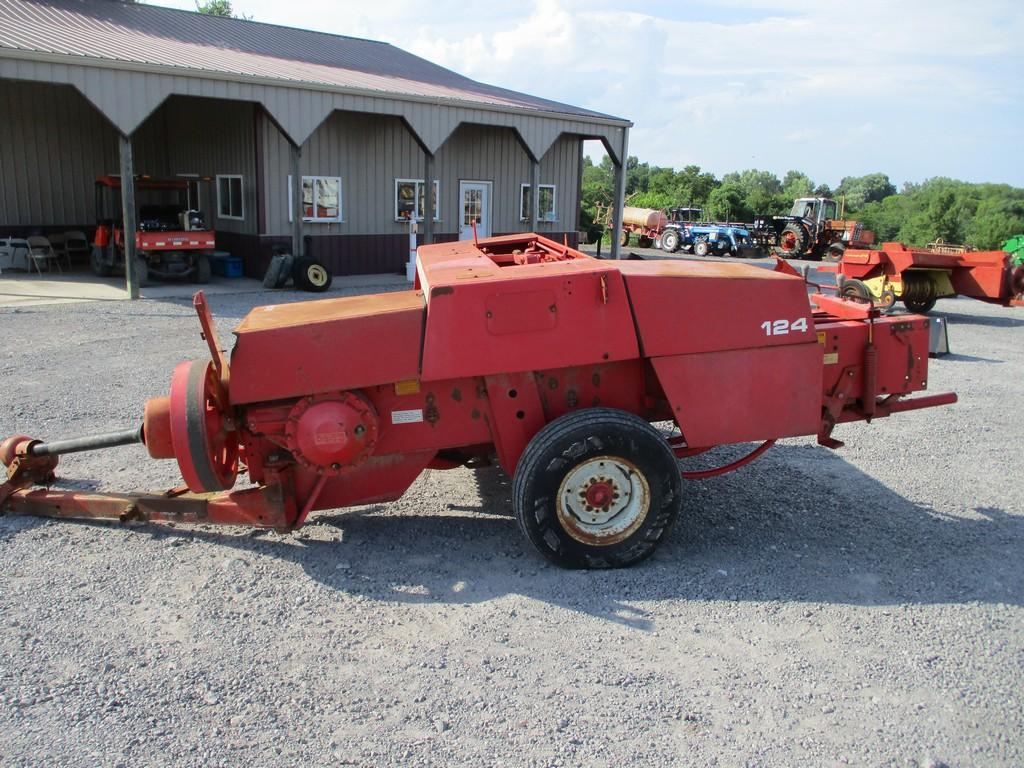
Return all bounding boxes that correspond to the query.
[1,263,1022,767]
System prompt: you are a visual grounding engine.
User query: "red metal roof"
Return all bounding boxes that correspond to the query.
[0,0,624,123]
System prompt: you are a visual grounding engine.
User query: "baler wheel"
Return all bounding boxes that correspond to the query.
[512,408,682,569]
[840,279,872,303]
[168,360,238,493]
[903,296,937,313]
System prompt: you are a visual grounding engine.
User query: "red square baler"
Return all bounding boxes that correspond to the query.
[1,234,956,568]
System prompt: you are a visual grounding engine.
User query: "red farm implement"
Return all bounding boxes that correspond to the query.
[1,234,957,568]
[821,241,1024,313]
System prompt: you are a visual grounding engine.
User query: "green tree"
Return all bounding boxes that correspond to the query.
[195,0,251,18]
[836,173,896,212]
[706,182,749,222]
[782,170,814,200]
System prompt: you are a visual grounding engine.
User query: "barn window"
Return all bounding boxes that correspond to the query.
[216,175,244,220]
[288,176,343,223]
[520,184,556,222]
[395,179,440,221]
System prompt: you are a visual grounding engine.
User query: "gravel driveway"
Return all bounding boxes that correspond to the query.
[1,273,1021,767]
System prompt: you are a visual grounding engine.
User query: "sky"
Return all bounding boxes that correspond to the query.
[157,0,1024,189]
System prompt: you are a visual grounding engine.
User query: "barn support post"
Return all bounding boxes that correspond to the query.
[530,158,541,231]
[289,142,303,260]
[610,127,629,260]
[118,134,138,299]
[423,151,434,245]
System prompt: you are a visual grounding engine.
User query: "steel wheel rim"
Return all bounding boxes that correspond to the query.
[307,264,329,287]
[556,455,650,546]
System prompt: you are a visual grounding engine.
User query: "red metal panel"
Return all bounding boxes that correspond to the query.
[652,343,823,448]
[419,256,639,381]
[229,291,425,404]
[617,260,816,357]
[363,378,494,455]
[484,372,547,475]
[816,316,930,398]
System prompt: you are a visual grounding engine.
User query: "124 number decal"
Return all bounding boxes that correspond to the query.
[761,317,808,336]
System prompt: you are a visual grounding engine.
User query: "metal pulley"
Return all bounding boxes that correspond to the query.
[167,359,239,493]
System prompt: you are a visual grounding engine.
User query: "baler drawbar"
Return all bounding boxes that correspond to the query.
[1,234,957,568]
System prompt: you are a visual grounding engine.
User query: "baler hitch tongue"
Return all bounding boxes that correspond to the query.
[1,426,144,505]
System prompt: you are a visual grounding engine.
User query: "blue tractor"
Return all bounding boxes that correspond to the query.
[658,207,761,258]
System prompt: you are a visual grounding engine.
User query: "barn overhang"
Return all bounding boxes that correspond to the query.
[0,50,629,164]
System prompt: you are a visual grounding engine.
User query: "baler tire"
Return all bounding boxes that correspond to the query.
[840,279,871,303]
[293,257,333,292]
[512,408,682,570]
[903,296,937,314]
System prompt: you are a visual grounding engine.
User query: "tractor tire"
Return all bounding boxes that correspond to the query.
[190,255,211,284]
[638,236,654,249]
[90,246,113,277]
[132,257,151,288]
[619,230,630,248]
[694,240,710,257]
[840,278,872,303]
[778,224,808,258]
[824,243,845,262]
[293,257,333,292]
[512,408,683,570]
[661,229,680,253]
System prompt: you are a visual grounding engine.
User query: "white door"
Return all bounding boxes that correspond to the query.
[459,181,490,240]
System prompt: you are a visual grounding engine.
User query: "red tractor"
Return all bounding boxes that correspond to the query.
[752,197,875,261]
[91,175,216,286]
[1,234,955,569]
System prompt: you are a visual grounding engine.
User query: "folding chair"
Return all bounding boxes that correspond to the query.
[47,233,72,271]
[64,230,90,269]
[26,235,62,274]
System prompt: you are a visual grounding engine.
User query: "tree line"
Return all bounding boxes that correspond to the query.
[582,156,1024,250]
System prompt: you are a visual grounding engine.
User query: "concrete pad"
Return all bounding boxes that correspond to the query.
[0,269,411,308]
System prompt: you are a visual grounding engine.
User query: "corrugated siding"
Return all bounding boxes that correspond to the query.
[0,78,167,227]
[263,111,424,237]
[262,115,581,238]
[159,96,257,235]
[436,126,580,235]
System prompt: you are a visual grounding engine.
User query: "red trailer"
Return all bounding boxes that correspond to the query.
[822,242,1024,313]
[1,234,956,568]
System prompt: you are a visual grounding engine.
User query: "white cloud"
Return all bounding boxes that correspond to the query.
[152,0,1024,185]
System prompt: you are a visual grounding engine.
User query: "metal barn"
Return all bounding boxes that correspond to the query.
[0,0,631,296]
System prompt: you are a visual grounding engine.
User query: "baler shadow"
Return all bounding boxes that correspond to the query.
[112,443,1023,626]
[937,308,1024,328]
[939,352,1005,364]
